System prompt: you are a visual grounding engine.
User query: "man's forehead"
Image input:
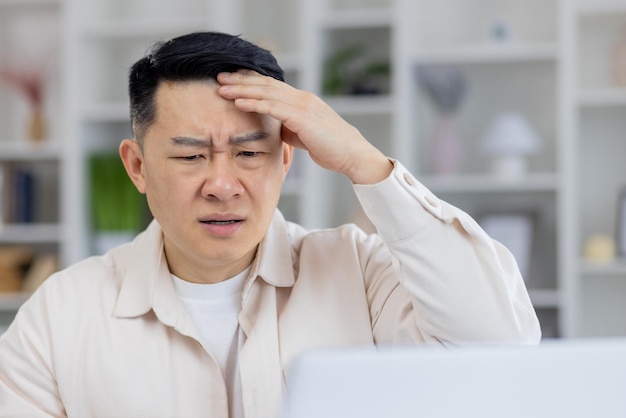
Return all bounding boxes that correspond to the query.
[155,79,220,102]
[151,78,281,136]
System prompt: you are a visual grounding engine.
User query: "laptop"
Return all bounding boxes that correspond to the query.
[282,338,626,418]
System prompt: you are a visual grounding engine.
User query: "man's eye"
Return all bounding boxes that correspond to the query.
[239,151,260,158]
[178,155,202,161]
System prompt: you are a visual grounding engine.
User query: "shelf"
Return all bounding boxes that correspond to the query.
[322,8,392,29]
[0,0,58,6]
[324,95,393,115]
[577,0,626,16]
[0,292,31,311]
[0,223,61,244]
[422,173,559,194]
[412,42,559,65]
[81,17,209,39]
[580,258,626,276]
[578,88,626,107]
[0,141,61,161]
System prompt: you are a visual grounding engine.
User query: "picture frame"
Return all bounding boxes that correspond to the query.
[479,212,535,281]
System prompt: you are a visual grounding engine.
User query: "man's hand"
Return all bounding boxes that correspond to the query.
[217,71,393,185]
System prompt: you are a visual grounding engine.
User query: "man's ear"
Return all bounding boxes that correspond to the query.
[282,142,294,180]
[119,139,147,194]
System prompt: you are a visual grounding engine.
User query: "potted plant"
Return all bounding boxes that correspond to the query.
[323,43,391,96]
[89,153,147,254]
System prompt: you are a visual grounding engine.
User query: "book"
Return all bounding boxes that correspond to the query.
[1,164,36,224]
[13,168,35,223]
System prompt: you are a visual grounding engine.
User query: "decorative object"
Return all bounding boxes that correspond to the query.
[0,66,46,142]
[323,44,391,96]
[486,17,512,43]
[90,153,147,255]
[481,111,541,179]
[479,212,535,280]
[415,64,467,175]
[584,234,616,264]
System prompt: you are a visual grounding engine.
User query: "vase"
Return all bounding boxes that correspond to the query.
[430,115,462,176]
[27,106,46,142]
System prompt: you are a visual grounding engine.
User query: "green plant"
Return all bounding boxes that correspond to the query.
[323,44,366,95]
[323,44,391,96]
[89,153,146,232]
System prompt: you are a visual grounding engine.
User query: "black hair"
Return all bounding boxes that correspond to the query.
[128,31,285,142]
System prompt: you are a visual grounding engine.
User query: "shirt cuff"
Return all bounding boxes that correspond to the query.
[352,160,448,243]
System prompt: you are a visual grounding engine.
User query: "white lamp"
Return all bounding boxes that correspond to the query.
[481,112,541,179]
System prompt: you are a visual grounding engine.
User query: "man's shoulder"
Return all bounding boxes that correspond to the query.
[37,253,120,299]
[41,224,158,295]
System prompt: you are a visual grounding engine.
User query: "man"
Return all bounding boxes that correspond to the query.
[0,32,540,417]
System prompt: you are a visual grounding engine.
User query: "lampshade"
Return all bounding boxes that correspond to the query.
[481,112,541,156]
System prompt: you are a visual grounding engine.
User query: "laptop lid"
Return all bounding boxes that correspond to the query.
[282,339,626,418]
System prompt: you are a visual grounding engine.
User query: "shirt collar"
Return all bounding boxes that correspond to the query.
[249,210,296,289]
[113,219,170,319]
[113,210,296,318]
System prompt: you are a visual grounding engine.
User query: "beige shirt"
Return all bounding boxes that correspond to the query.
[0,161,540,418]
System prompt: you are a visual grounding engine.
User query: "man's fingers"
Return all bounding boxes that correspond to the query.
[217,70,266,86]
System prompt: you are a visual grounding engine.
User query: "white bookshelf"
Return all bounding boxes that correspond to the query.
[3,0,626,339]
[0,0,64,323]
[565,0,626,336]
[0,223,61,244]
[412,43,559,65]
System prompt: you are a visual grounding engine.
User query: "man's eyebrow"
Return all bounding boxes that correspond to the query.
[230,131,270,144]
[170,132,269,147]
[170,137,212,147]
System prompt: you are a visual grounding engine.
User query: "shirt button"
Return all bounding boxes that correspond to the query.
[403,172,415,186]
[424,195,438,208]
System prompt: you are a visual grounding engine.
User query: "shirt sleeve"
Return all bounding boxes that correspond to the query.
[352,160,542,344]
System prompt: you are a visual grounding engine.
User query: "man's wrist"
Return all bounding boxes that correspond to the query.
[348,151,394,185]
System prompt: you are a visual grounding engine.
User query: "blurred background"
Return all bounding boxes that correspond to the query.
[1,0,626,340]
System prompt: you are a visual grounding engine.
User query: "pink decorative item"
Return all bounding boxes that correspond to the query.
[0,66,46,142]
[415,65,467,175]
[431,115,462,175]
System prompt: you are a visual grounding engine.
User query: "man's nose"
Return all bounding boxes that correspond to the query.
[200,158,244,201]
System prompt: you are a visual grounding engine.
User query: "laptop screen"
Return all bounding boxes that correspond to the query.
[282,339,626,418]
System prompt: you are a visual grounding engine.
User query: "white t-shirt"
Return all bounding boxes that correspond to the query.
[172,267,249,418]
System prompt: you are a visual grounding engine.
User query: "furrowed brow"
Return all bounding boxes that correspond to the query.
[171,137,212,147]
[229,132,270,145]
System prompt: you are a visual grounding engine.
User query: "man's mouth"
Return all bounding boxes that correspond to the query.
[201,220,242,225]
[199,217,244,236]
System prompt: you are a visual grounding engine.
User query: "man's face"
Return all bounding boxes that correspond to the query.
[125,79,292,283]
